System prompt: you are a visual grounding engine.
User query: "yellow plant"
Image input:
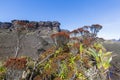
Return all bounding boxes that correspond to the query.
[86,44,112,70]
[0,62,6,80]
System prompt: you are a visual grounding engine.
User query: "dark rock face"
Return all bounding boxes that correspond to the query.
[26,21,38,30]
[0,20,61,60]
[44,21,52,27]
[38,21,60,31]
[12,20,29,28]
[0,22,12,29]
[0,20,61,32]
[11,20,29,24]
[52,21,60,31]
[38,21,45,27]
[52,21,60,27]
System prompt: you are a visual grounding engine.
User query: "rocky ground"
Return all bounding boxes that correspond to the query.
[103,41,120,80]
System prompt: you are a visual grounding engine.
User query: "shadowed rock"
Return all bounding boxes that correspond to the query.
[38,21,45,27]
[0,22,12,29]
[52,21,60,27]
[0,19,61,60]
[26,21,38,30]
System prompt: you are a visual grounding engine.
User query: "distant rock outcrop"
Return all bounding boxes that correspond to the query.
[0,22,12,29]
[0,20,61,60]
[0,20,60,31]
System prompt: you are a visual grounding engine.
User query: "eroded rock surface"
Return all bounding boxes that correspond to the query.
[0,20,60,60]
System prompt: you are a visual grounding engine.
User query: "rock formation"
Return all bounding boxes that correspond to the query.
[0,20,61,60]
[0,22,12,29]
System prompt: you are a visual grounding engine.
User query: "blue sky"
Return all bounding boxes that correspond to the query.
[0,0,120,39]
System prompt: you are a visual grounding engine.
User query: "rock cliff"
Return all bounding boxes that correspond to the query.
[0,20,61,60]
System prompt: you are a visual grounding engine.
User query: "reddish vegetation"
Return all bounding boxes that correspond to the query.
[51,32,70,47]
[70,37,79,41]
[26,23,34,28]
[71,29,79,34]
[4,57,27,70]
[83,26,89,29]
[73,42,80,49]
[54,77,62,80]
[67,25,102,49]
[25,22,37,28]
[33,75,42,80]
[68,24,102,47]
[15,21,27,26]
[92,24,102,28]
[78,28,84,32]
[83,37,94,46]
[51,31,70,39]
[39,47,55,60]
[84,30,89,34]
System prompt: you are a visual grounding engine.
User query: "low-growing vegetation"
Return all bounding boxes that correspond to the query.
[0,24,112,80]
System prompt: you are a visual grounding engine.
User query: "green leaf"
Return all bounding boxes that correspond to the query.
[80,44,83,53]
[55,50,60,54]
[94,43,103,49]
[108,57,112,62]
[0,66,6,73]
[96,57,100,62]
[44,63,51,69]
[97,63,102,69]
[103,52,112,57]
[88,48,98,58]
[98,49,103,54]
[102,62,110,70]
